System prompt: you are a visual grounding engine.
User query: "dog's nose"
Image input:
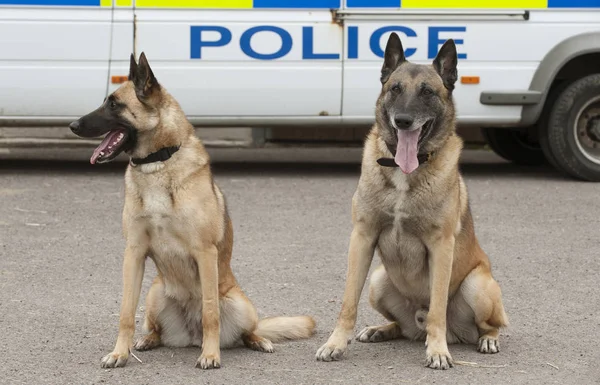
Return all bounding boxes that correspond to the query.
[394,114,414,130]
[69,120,80,133]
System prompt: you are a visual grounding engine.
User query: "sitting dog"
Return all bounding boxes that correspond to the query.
[69,53,316,369]
[315,33,508,370]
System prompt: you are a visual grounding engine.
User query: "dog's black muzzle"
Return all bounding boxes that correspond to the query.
[69,105,120,139]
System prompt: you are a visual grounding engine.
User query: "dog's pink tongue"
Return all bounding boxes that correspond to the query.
[394,129,421,174]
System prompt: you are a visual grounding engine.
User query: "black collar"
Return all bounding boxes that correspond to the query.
[131,145,180,165]
[376,152,433,168]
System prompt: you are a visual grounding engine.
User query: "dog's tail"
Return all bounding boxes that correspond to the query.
[254,315,316,342]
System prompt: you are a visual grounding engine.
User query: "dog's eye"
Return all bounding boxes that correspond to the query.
[391,84,402,93]
[422,88,433,96]
[109,100,117,109]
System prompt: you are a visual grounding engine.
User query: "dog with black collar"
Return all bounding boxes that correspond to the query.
[316,33,509,370]
[69,52,316,370]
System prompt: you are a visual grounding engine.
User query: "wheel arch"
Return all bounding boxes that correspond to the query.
[521,32,600,127]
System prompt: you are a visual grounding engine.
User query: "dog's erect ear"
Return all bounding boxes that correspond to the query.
[128,53,138,82]
[133,52,160,101]
[381,32,406,84]
[433,39,458,92]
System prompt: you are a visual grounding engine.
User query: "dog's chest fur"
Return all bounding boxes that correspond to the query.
[128,171,204,302]
[366,171,446,304]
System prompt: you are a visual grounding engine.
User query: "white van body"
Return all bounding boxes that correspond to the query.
[2,0,600,180]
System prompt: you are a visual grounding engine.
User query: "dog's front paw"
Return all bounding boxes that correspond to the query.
[196,353,221,369]
[425,347,454,370]
[101,351,129,368]
[316,333,351,362]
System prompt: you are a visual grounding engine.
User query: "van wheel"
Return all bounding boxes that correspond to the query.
[481,127,546,166]
[537,79,570,171]
[543,74,600,182]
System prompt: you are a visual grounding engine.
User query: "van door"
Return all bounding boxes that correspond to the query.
[0,1,113,123]
[131,1,343,121]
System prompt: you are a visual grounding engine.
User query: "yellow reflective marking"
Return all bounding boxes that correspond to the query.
[116,0,132,5]
[401,0,547,8]
[101,0,112,6]
[135,0,252,7]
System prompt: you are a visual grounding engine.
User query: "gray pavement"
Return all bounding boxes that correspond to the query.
[1,147,599,385]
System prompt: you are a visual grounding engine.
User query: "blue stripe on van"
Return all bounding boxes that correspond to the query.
[253,0,339,8]
[346,0,399,7]
[548,0,600,7]
[0,0,100,5]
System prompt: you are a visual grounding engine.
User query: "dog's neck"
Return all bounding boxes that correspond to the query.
[376,152,433,168]
[131,145,180,166]
[128,118,193,173]
[129,138,185,175]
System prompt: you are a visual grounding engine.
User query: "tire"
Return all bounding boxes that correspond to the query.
[537,79,570,172]
[481,127,547,166]
[544,74,600,182]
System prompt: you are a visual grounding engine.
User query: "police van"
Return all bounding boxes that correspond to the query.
[2,0,600,181]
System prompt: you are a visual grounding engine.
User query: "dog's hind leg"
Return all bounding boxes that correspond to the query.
[219,287,274,353]
[134,276,164,351]
[134,276,192,351]
[460,264,509,354]
[356,265,425,343]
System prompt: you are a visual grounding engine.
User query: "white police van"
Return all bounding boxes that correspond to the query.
[2,0,600,181]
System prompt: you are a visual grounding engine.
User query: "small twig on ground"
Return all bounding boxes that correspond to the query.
[546,363,559,370]
[15,207,48,214]
[454,360,508,368]
[129,350,143,364]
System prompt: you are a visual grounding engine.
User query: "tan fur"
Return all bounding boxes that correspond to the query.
[316,128,509,368]
[255,316,317,342]
[94,54,315,370]
[316,35,508,370]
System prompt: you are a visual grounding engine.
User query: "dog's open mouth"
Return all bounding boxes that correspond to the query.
[90,129,130,164]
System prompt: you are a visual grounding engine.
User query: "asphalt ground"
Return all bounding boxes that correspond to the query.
[1,146,599,385]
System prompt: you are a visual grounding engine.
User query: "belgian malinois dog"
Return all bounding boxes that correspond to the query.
[315,33,508,370]
[69,53,316,369]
